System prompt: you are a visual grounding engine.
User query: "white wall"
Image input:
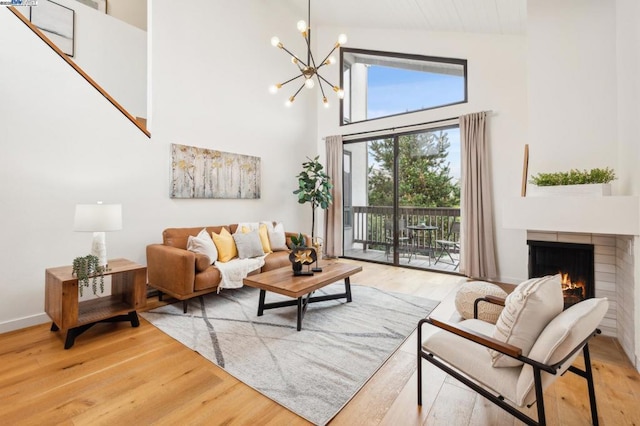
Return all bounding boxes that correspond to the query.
[315,26,529,282]
[616,0,640,370]
[0,1,316,332]
[15,0,147,118]
[527,0,618,185]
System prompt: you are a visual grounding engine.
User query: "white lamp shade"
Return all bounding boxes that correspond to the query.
[74,204,122,232]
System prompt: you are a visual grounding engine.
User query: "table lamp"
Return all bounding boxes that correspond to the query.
[74,202,122,269]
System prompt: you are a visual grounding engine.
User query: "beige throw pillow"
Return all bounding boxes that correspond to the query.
[490,274,563,367]
[186,228,218,264]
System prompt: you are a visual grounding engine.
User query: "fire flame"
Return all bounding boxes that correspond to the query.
[560,272,586,296]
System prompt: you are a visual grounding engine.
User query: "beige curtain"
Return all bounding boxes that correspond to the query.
[324,135,343,258]
[459,112,498,280]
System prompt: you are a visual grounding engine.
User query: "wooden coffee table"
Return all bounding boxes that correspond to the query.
[242,261,362,331]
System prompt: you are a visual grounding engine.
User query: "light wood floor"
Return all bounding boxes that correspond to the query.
[1,260,638,425]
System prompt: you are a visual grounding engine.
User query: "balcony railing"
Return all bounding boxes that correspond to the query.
[351,206,460,253]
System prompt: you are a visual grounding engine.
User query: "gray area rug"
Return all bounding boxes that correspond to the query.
[141,283,439,425]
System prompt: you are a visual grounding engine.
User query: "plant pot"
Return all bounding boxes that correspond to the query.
[527,183,611,197]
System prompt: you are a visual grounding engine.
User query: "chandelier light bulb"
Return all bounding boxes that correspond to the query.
[325,56,336,65]
[291,57,298,65]
[270,36,280,47]
[305,78,315,89]
[285,96,295,107]
[338,34,348,45]
[269,84,281,94]
[337,89,345,99]
[297,20,307,32]
[323,97,329,108]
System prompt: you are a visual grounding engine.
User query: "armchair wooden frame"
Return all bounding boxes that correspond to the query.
[417,296,601,426]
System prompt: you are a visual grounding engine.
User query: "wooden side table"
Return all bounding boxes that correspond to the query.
[45,258,147,349]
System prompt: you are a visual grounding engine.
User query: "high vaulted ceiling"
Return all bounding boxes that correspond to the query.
[283,0,527,35]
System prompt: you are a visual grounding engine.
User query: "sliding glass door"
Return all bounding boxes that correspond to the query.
[342,126,461,272]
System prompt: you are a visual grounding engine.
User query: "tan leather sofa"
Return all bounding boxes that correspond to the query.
[146,225,309,312]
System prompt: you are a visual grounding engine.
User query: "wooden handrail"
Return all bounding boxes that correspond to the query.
[8,6,150,138]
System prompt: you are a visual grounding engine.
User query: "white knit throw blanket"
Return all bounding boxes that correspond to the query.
[216,256,266,292]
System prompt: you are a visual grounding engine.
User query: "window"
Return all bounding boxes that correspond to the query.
[342,124,461,272]
[340,48,467,125]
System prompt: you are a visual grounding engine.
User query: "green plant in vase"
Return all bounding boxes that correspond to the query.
[293,156,333,242]
[72,254,105,296]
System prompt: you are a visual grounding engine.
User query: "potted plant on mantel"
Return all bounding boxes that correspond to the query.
[527,167,616,197]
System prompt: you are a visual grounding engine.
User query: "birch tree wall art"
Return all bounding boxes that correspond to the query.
[170,144,261,199]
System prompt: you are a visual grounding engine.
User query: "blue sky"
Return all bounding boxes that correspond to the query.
[366,66,465,119]
[366,65,463,181]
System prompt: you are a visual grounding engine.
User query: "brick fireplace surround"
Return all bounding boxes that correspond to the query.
[503,195,639,371]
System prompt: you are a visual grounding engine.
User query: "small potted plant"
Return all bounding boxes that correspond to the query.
[72,254,105,296]
[528,167,616,197]
[288,233,316,276]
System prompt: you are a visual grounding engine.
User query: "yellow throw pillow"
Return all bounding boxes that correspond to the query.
[211,228,238,262]
[258,224,272,254]
[242,224,272,254]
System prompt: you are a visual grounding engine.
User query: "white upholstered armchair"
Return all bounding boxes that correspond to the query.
[417,274,608,426]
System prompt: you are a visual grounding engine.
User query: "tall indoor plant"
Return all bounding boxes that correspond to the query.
[293,156,333,242]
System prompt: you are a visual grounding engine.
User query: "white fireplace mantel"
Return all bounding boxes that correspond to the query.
[502,196,640,235]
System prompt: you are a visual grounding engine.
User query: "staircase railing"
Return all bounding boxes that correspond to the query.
[8,6,150,138]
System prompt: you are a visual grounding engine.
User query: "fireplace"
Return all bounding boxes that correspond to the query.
[527,240,595,309]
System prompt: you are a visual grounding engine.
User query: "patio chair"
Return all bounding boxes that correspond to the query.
[434,219,460,269]
[385,218,412,262]
[418,275,608,425]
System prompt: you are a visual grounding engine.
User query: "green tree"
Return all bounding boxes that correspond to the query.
[368,131,459,207]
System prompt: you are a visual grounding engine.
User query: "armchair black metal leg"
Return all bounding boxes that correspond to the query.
[183,300,188,314]
[534,367,546,426]
[582,344,599,426]
[417,323,423,405]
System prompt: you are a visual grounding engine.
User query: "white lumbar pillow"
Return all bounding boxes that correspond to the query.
[490,274,564,367]
[187,228,218,264]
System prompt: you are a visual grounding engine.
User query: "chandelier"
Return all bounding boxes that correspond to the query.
[269,0,346,108]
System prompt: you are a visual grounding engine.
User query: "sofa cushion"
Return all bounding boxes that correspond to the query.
[194,253,211,272]
[490,274,563,367]
[233,230,265,259]
[194,266,222,291]
[242,224,272,254]
[186,228,218,264]
[212,228,238,262]
[265,222,288,251]
[263,250,292,271]
[258,224,272,253]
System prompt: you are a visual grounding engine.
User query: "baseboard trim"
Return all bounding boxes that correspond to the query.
[0,313,49,334]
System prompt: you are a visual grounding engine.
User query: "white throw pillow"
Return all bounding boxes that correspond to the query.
[186,228,218,264]
[263,221,288,251]
[232,230,265,259]
[490,274,563,367]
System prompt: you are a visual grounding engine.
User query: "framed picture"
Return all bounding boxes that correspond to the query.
[170,144,261,199]
[30,0,75,57]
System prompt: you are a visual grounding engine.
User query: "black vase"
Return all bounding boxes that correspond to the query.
[289,247,317,276]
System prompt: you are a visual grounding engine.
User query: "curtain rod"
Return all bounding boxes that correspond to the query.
[323,110,493,141]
